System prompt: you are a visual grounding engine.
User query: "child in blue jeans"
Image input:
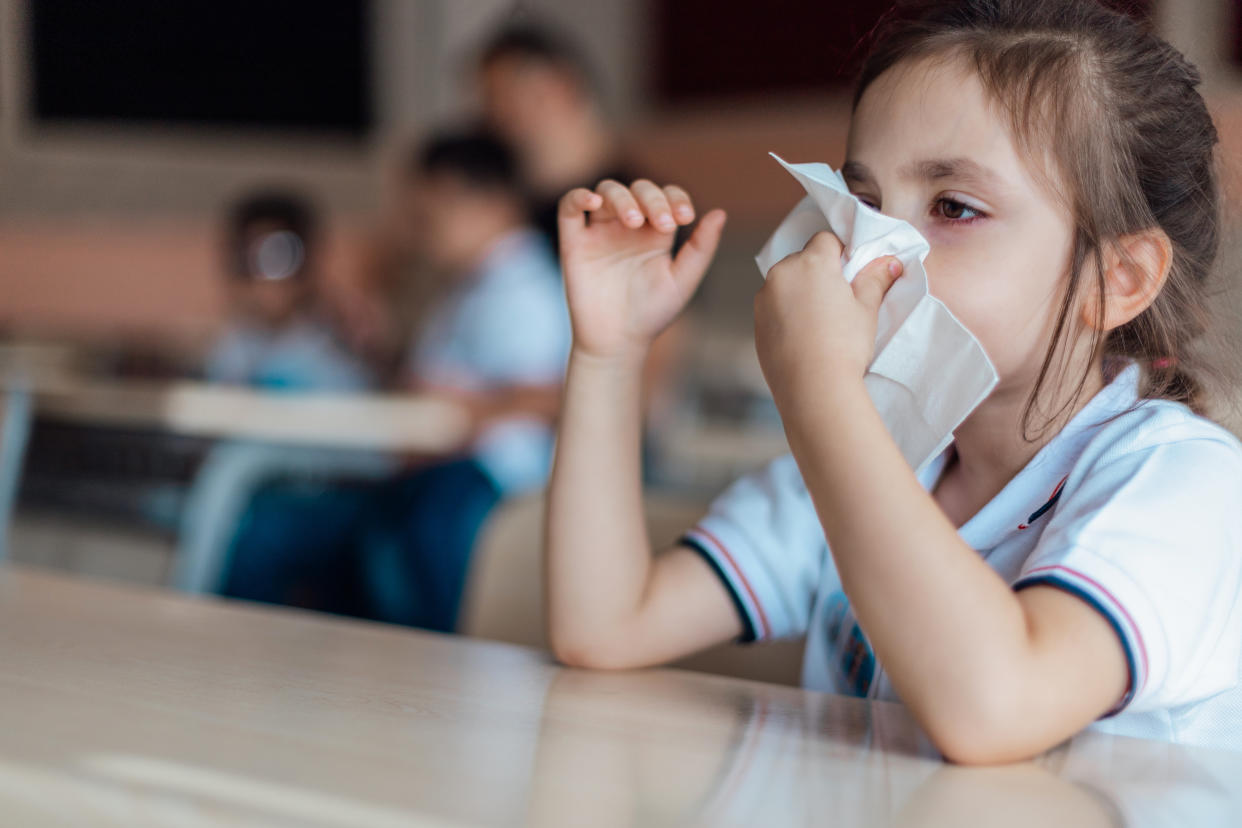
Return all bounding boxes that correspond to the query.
[224,129,570,631]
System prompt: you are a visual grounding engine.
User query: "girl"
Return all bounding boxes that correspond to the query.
[545,0,1242,764]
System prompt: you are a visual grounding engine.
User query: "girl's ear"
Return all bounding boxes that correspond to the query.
[1082,228,1173,331]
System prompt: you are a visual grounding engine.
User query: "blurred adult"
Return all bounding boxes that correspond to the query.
[475,20,690,426]
[476,22,636,251]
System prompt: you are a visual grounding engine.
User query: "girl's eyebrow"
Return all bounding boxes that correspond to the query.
[841,160,874,187]
[842,158,1008,191]
[904,157,1005,189]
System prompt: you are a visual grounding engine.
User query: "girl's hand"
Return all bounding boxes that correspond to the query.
[558,180,727,361]
[754,230,903,407]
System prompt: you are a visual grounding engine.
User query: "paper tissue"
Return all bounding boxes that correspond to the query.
[756,153,999,473]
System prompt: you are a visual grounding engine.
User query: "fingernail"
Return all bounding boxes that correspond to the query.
[888,259,903,277]
[676,206,693,219]
[657,215,675,230]
[625,210,643,224]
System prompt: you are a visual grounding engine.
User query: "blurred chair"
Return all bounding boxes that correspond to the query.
[0,384,34,560]
[460,493,805,687]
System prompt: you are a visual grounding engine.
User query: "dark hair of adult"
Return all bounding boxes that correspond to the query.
[476,20,598,96]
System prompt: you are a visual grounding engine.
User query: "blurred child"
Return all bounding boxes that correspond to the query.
[545,0,1242,762]
[206,191,374,391]
[357,128,571,630]
[223,129,571,632]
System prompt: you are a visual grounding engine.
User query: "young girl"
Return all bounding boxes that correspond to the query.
[545,0,1242,763]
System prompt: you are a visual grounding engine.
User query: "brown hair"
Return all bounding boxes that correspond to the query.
[854,0,1221,431]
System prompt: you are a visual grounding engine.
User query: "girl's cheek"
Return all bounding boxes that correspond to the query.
[922,245,1005,337]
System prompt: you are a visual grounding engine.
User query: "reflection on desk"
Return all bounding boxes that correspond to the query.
[0,565,1237,827]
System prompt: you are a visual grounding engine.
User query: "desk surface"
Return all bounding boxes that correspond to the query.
[1,565,1238,827]
[0,342,469,451]
[29,378,470,452]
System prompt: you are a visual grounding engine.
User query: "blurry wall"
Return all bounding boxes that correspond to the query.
[0,0,642,347]
[3,0,1242,347]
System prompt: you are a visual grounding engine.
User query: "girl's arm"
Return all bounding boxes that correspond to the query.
[545,182,741,668]
[754,231,1128,764]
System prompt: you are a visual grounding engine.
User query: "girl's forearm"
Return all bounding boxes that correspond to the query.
[781,380,1046,754]
[544,347,652,661]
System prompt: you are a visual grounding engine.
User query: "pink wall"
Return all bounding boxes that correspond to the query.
[4,95,1242,346]
[0,218,374,348]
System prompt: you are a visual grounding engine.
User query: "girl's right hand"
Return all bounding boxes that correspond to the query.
[558,180,727,360]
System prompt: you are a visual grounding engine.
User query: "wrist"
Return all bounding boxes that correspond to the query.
[570,342,649,375]
[775,372,869,437]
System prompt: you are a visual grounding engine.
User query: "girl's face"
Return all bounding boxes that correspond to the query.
[845,56,1080,401]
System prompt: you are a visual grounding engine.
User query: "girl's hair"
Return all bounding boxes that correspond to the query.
[854,0,1221,430]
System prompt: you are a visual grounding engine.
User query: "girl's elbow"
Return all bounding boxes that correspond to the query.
[933,730,1032,766]
[918,689,1042,766]
[550,636,606,669]
[548,628,636,671]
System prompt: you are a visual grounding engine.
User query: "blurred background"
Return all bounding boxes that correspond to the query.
[1,0,1240,676]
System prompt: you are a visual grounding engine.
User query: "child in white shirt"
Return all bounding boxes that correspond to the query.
[543,0,1242,762]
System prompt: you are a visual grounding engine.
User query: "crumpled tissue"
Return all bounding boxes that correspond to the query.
[756,153,999,473]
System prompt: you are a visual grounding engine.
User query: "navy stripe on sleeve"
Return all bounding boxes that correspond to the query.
[681,535,758,644]
[1014,575,1138,716]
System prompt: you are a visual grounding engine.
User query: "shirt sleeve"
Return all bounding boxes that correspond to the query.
[1014,436,1242,715]
[681,454,833,643]
[468,275,571,385]
[204,327,256,385]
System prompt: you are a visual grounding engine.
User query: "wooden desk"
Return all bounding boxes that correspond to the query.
[0,354,471,569]
[1,565,1239,827]
[30,378,470,452]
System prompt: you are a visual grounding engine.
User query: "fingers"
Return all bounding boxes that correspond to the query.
[671,209,728,295]
[768,230,842,280]
[597,180,644,228]
[802,229,844,258]
[560,180,703,235]
[629,179,676,232]
[663,185,695,225]
[557,188,604,233]
[852,256,904,312]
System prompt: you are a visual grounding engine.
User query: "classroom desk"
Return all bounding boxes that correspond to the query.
[29,377,470,451]
[0,363,471,567]
[1,565,1239,828]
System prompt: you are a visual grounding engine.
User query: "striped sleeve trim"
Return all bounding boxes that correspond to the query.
[1014,564,1150,716]
[681,526,772,642]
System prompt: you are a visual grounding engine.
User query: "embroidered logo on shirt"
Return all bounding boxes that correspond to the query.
[1017,474,1069,530]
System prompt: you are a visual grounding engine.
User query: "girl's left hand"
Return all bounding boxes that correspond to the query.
[754,230,903,410]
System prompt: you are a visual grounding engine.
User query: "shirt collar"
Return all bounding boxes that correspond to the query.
[920,362,1143,550]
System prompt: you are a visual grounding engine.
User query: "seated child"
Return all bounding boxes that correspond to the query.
[544,0,1242,762]
[356,127,572,630]
[206,190,374,392]
[223,129,571,631]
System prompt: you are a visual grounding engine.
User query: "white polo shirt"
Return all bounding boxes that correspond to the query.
[410,228,571,496]
[683,364,1242,751]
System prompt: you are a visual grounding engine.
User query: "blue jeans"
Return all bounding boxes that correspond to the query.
[221,458,501,632]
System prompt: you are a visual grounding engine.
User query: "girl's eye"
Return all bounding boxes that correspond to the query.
[934,197,983,222]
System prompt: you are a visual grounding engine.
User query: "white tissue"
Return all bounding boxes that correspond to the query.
[756,153,998,473]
